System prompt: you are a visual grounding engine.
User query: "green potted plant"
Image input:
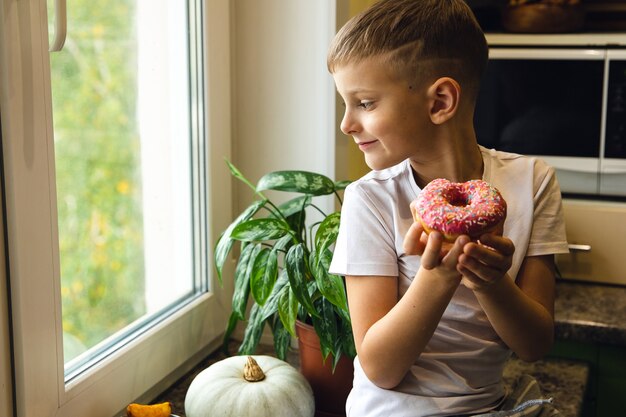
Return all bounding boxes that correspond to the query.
[214,161,356,369]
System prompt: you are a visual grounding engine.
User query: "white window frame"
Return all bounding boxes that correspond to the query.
[0,0,233,416]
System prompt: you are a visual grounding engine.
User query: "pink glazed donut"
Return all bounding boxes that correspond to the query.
[413,178,507,242]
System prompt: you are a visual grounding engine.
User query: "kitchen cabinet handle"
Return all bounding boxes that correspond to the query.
[568,244,591,252]
[49,0,67,52]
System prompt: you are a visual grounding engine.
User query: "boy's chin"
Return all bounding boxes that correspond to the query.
[364,156,404,171]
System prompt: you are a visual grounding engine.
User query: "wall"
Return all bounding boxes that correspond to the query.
[1,147,14,417]
[232,0,338,214]
[0,3,15,413]
[340,0,375,181]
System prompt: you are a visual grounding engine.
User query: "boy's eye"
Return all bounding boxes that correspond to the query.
[358,101,373,109]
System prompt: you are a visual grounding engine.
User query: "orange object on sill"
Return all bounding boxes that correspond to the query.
[126,402,172,417]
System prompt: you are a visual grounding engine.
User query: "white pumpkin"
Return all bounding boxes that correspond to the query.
[184,355,315,417]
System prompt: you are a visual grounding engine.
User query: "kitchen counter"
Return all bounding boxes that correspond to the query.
[157,344,589,417]
[504,357,588,417]
[155,280,622,416]
[555,280,626,347]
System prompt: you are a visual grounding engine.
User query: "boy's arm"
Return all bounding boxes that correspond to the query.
[459,235,556,361]
[346,232,467,389]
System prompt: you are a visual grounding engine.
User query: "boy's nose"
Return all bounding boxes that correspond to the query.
[340,110,359,135]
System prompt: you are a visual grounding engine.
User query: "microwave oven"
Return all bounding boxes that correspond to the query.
[475,33,626,198]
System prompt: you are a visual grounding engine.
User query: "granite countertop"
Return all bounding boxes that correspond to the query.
[554,280,626,347]
[503,356,588,417]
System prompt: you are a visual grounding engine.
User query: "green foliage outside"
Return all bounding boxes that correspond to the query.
[49,0,146,362]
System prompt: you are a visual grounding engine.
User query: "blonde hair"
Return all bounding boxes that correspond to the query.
[327,0,488,100]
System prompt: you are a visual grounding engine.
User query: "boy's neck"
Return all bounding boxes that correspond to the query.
[409,129,483,189]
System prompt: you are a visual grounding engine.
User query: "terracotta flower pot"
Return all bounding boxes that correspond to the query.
[295,321,354,417]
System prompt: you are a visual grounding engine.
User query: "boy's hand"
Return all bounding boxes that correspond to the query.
[404,221,469,277]
[457,233,515,292]
[403,220,429,257]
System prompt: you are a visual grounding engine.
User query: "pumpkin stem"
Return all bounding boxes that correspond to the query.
[243,356,266,382]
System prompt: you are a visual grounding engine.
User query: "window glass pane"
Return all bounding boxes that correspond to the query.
[48,0,194,374]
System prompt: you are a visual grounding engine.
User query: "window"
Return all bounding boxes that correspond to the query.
[0,0,232,416]
[49,0,199,377]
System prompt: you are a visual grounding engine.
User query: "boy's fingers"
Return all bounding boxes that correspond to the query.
[477,233,515,257]
[421,232,443,269]
[459,253,498,282]
[464,237,514,271]
[403,222,426,255]
[463,242,500,267]
[460,273,485,291]
[442,235,469,266]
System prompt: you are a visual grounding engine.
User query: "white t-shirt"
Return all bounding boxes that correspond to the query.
[329,146,569,417]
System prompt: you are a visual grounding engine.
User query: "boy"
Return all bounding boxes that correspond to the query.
[327,0,570,416]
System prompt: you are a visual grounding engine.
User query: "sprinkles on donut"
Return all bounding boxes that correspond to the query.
[413,178,507,242]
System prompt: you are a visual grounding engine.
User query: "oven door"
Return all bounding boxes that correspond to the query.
[601,50,626,197]
[475,48,605,195]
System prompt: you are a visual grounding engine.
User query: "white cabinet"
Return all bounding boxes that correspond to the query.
[556,199,626,285]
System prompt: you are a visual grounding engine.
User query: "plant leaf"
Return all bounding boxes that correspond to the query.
[232,243,259,320]
[261,245,279,299]
[311,298,338,361]
[285,209,306,239]
[277,286,298,337]
[273,233,294,254]
[272,318,291,361]
[214,200,265,282]
[310,248,349,317]
[230,218,291,242]
[237,303,264,355]
[273,195,312,218]
[257,171,335,196]
[259,269,289,322]
[250,248,273,305]
[340,317,357,359]
[314,212,341,255]
[285,243,320,318]
[334,180,351,190]
[226,160,257,192]
[225,159,246,181]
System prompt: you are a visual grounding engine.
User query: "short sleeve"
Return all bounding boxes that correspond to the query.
[527,165,570,257]
[329,183,400,277]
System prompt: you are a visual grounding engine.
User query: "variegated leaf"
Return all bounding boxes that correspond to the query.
[250,248,272,305]
[231,218,291,242]
[232,243,259,320]
[315,212,341,255]
[273,195,312,218]
[257,171,335,196]
[285,243,319,318]
[334,180,351,190]
[277,286,298,337]
[214,200,265,282]
[310,248,349,318]
[312,298,338,361]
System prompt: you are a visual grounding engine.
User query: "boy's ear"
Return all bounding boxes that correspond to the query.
[427,77,460,125]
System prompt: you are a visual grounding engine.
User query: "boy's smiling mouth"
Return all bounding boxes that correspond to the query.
[356,139,378,150]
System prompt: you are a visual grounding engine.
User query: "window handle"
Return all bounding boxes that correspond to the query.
[49,0,67,52]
